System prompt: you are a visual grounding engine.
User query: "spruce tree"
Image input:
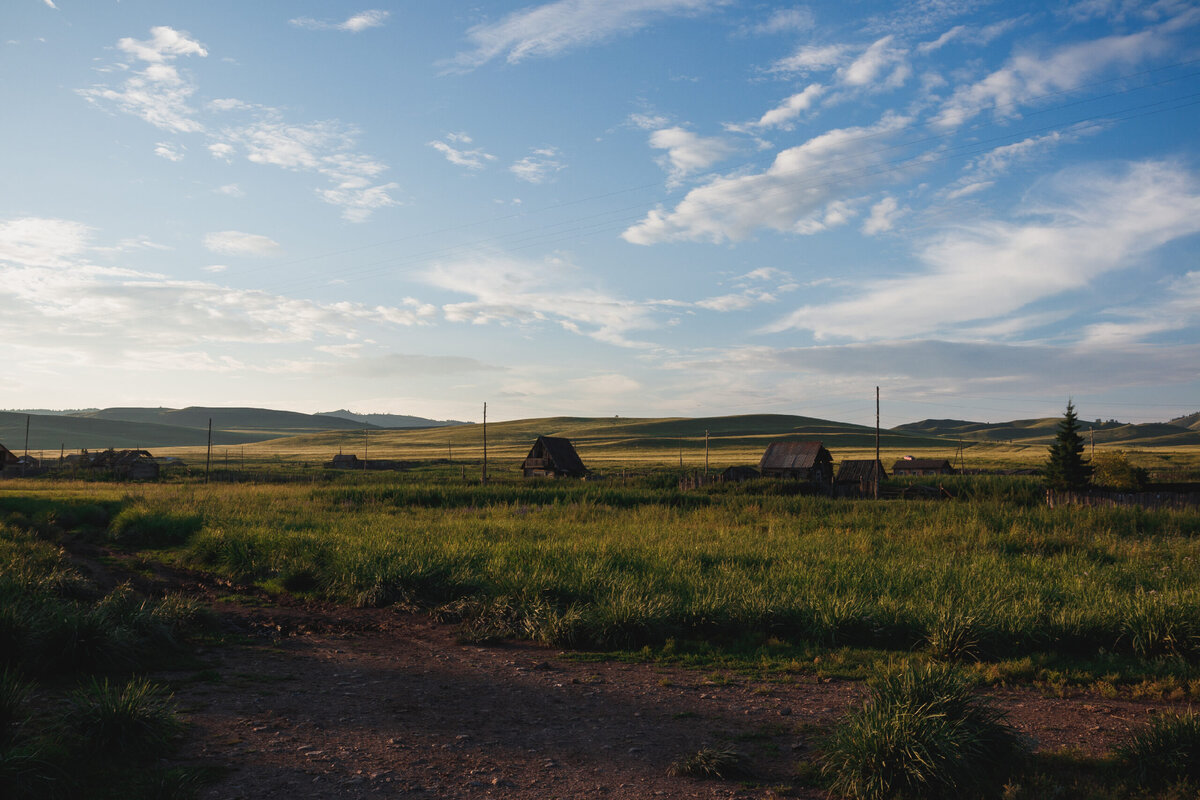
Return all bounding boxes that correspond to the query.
[1044,400,1093,490]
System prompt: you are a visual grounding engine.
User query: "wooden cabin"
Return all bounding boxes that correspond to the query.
[835,459,887,496]
[522,436,587,478]
[0,443,17,467]
[758,441,833,487]
[892,458,954,477]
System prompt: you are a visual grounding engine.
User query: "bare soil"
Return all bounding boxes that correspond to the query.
[71,543,1191,799]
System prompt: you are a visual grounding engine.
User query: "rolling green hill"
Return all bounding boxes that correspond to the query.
[894,417,1200,447]
[0,411,264,451]
[75,406,377,435]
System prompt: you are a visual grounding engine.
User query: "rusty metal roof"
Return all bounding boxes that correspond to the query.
[759,441,830,471]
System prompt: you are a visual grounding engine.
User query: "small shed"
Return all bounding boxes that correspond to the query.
[83,449,159,479]
[835,459,887,496]
[759,441,833,487]
[325,453,362,469]
[522,436,587,478]
[720,465,760,483]
[892,457,954,477]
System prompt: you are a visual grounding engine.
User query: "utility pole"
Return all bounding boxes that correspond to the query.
[205,418,212,484]
[874,386,881,500]
[24,415,30,459]
[482,402,488,485]
[364,428,369,470]
[704,429,709,473]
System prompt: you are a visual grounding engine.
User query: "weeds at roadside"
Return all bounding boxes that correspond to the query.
[668,746,750,780]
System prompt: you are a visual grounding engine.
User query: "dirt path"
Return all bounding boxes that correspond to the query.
[57,539,1182,799]
[155,596,1185,800]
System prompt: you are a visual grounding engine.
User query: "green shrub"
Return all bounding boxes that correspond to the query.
[69,677,183,760]
[821,663,1028,799]
[1116,710,1200,790]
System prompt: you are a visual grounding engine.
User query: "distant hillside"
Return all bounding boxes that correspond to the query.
[895,417,1200,448]
[318,409,464,429]
[0,411,263,451]
[2,406,384,451]
[75,407,377,435]
[1169,412,1200,431]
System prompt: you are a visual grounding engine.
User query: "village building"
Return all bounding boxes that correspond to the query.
[892,457,955,477]
[86,449,160,479]
[522,436,587,478]
[0,443,18,467]
[758,441,833,487]
[719,465,760,483]
[835,459,888,497]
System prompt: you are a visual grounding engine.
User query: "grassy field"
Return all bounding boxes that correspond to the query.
[4,466,1198,694]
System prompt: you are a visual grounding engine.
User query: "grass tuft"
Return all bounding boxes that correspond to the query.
[1115,709,1200,790]
[69,676,184,760]
[668,746,750,780]
[821,662,1028,799]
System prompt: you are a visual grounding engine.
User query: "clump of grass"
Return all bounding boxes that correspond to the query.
[668,746,749,780]
[0,669,31,743]
[69,677,183,760]
[821,663,1028,799]
[924,607,982,662]
[1115,709,1200,790]
[107,508,203,549]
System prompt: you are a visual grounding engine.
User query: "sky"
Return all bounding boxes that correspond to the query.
[2,0,1199,426]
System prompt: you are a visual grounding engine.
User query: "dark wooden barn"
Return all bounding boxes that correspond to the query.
[835,459,887,496]
[892,457,954,476]
[758,441,833,487]
[522,436,587,478]
[0,443,17,467]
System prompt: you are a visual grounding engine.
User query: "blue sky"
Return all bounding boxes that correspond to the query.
[3,0,1198,425]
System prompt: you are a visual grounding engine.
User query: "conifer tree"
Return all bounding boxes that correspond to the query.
[1044,400,1092,490]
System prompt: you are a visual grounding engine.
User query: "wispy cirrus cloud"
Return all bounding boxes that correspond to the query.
[745,83,824,130]
[767,160,1200,341]
[79,27,400,222]
[289,10,390,33]
[203,231,281,257]
[429,132,497,170]
[623,113,909,244]
[0,217,437,360]
[443,0,727,72]
[932,23,1184,128]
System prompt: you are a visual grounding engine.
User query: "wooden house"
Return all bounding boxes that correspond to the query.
[720,465,760,483]
[0,443,17,467]
[892,457,954,477]
[835,459,887,496]
[522,436,587,478]
[758,441,833,487]
[87,449,160,479]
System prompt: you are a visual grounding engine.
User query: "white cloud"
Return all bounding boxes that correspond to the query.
[862,196,904,235]
[839,36,910,89]
[623,114,909,244]
[42,0,58,9]
[444,0,727,71]
[747,7,814,35]
[510,146,566,183]
[78,26,207,134]
[0,218,436,365]
[749,83,824,130]
[290,10,391,33]
[215,183,244,197]
[81,28,398,222]
[154,141,185,161]
[0,217,92,267]
[425,254,669,348]
[1082,270,1200,345]
[203,231,282,257]
[933,27,1174,128]
[629,112,671,130]
[769,160,1200,341]
[648,126,735,185]
[429,133,497,170]
[769,43,851,75]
